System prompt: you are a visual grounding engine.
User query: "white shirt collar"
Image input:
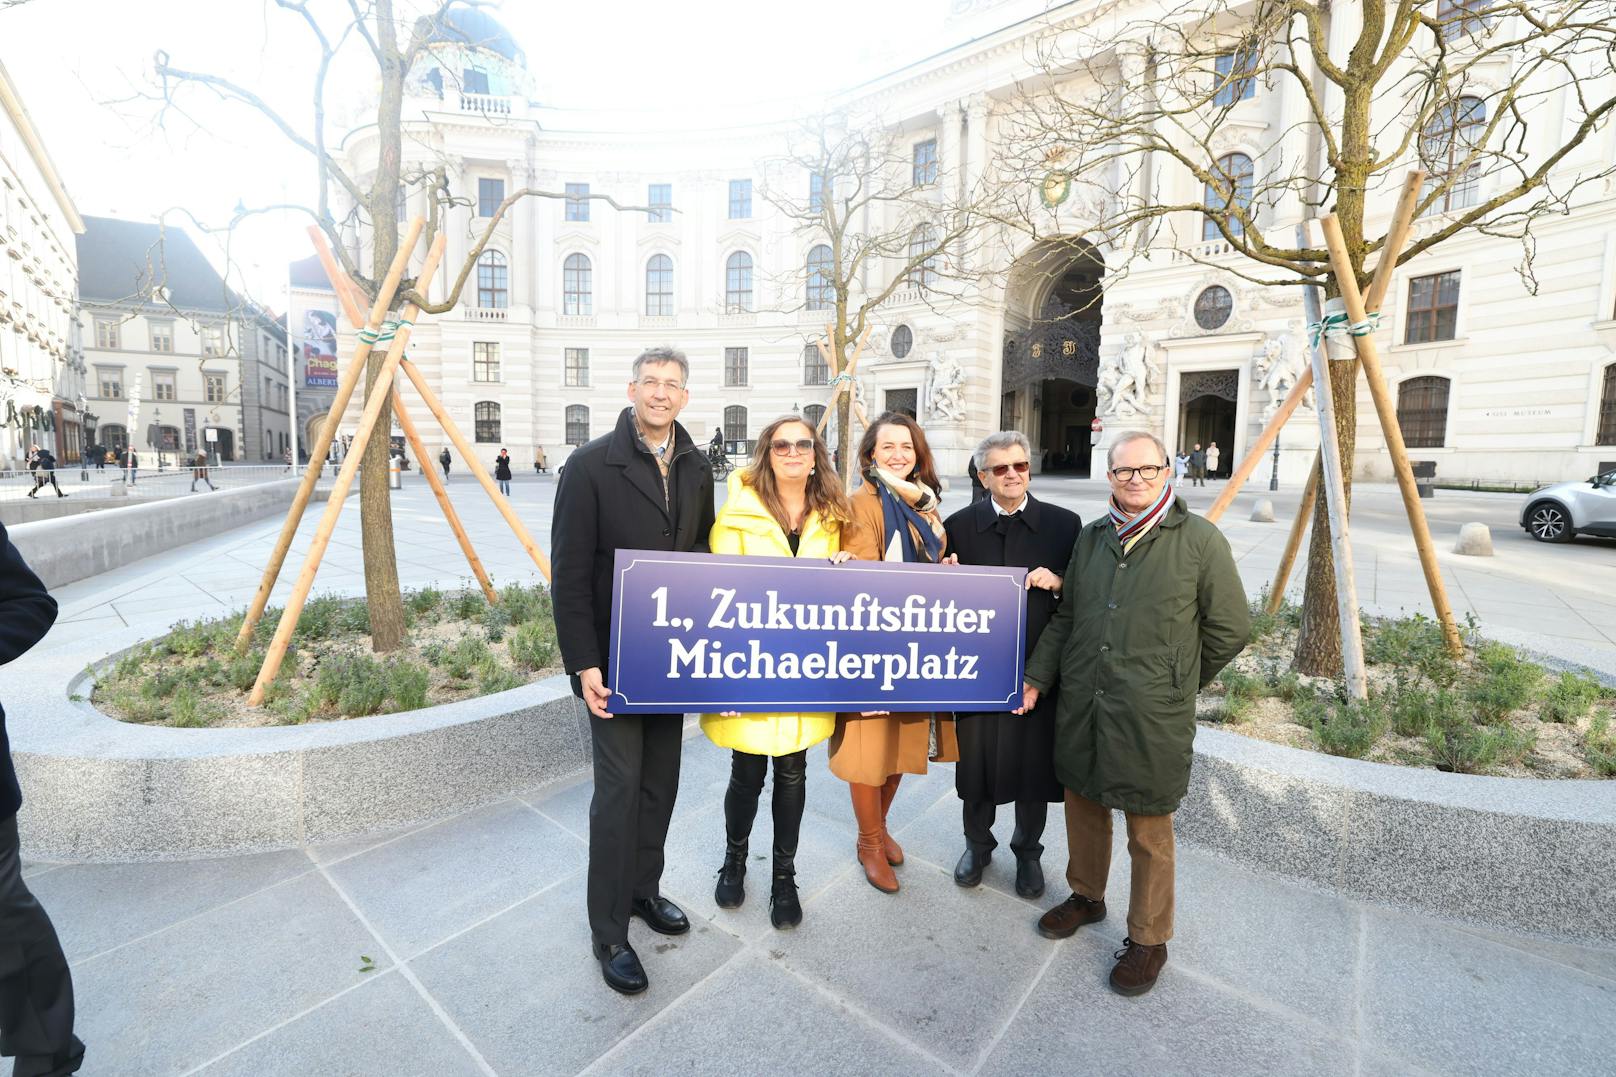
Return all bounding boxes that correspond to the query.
[991,494,1028,517]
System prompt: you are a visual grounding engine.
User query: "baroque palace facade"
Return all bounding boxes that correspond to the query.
[318,1,1616,487]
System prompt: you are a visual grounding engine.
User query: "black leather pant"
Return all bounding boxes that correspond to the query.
[723,749,807,877]
[0,815,84,1077]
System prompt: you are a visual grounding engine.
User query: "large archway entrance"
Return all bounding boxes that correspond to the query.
[1178,370,1239,478]
[1001,239,1104,475]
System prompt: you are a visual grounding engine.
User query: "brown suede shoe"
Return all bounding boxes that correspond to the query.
[1109,937,1168,996]
[1036,892,1107,939]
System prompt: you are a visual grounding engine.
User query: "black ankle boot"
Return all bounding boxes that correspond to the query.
[769,872,801,929]
[714,845,747,909]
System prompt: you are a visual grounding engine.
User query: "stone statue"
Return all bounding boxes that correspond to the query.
[926,352,967,422]
[1256,324,1314,419]
[1098,332,1154,417]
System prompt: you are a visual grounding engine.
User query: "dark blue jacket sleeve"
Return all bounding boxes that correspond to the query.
[0,522,56,666]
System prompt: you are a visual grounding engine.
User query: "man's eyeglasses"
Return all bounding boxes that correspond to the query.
[1110,464,1169,482]
[986,460,1030,477]
[635,377,686,393]
[770,438,816,456]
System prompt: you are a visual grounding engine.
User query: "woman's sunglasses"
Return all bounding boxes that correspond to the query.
[770,439,816,456]
[986,460,1030,477]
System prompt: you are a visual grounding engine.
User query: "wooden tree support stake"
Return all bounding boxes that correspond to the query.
[1319,213,1464,660]
[248,233,448,705]
[234,218,425,653]
[391,387,499,604]
[1266,453,1320,616]
[397,358,553,584]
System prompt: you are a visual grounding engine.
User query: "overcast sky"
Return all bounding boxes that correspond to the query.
[2,0,952,311]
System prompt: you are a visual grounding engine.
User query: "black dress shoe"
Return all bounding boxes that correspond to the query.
[593,941,648,995]
[1015,855,1045,899]
[953,847,991,887]
[630,895,690,935]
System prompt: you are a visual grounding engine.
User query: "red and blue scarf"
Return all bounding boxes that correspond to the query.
[1109,482,1173,545]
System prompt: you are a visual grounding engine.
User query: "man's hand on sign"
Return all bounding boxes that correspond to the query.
[1026,567,1062,592]
[941,554,960,565]
[1013,683,1039,715]
[828,551,854,564]
[579,667,615,719]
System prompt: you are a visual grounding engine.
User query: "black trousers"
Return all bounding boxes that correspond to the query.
[0,815,82,1077]
[587,713,683,949]
[723,750,806,876]
[962,798,1048,859]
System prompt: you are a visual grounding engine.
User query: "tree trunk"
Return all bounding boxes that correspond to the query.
[1293,345,1359,677]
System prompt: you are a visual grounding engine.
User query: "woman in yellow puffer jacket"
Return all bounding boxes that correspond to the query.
[701,414,854,929]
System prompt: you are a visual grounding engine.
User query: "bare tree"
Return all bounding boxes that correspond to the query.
[758,111,1011,488]
[1003,0,1616,675]
[149,0,650,650]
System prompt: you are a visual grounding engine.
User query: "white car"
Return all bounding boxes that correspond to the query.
[1520,469,1616,543]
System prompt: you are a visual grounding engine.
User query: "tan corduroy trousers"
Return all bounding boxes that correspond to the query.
[1063,789,1175,945]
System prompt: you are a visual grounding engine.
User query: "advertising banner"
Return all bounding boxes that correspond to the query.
[300,309,340,389]
[607,550,1027,714]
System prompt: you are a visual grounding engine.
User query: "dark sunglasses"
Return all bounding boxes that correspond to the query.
[770,438,816,456]
[986,460,1031,477]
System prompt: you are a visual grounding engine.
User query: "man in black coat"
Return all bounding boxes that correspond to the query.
[944,431,1080,900]
[550,346,715,996]
[0,521,84,1075]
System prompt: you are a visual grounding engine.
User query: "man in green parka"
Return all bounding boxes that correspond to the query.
[1018,430,1250,997]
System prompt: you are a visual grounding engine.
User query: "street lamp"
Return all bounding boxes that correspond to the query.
[1269,430,1281,492]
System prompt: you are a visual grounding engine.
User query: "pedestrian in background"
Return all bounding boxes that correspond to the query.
[533,444,548,474]
[0,519,87,1076]
[1174,451,1189,485]
[1188,443,1206,487]
[493,448,513,495]
[191,451,215,492]
[26,447,64,499]
[439,447,451,479]
[1205,442,1221,480]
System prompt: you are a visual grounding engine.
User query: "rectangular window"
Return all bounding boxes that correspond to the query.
[1214,47,1258,107]
[1437,0,1488,42]
[97,367,123,399]
[149,320,174,353]
[565,182,590,221]
[95,318,120,350]
[912,139,938,185]
[204,374,225,403]
[724,347,748,387]
[565,347,589,387]
[803,345,829,386]
[153,372,176,401]
[647,183,672,224]
[809,173,825,214]
[265,377,275,405]
[1404,271,1461,344]
[728,179,752,219]
[203,326,225,357]
[462,68,490,94]
[473,341,500,383]
[565,405,589,446]
[477,178,505,218]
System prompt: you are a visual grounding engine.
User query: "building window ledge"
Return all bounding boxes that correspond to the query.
[1388,337,1467,354]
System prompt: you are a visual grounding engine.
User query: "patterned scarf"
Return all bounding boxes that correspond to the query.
[870,467,946,563]
[1109,482,1173,549]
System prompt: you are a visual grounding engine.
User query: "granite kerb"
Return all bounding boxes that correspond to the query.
[1180,725,1616,944]
[8,624,592,862]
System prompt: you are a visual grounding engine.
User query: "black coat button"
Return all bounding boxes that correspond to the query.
[662,528,671,537]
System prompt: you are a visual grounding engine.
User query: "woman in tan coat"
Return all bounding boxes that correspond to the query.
[831,412,958,893]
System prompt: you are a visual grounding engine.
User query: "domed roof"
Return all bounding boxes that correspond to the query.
[429,4,526,67]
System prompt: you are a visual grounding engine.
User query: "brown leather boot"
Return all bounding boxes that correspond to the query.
[850,783,899,892]
[879,773,904,865]
[1109,937,1168,996]
[1036,892,1107,939]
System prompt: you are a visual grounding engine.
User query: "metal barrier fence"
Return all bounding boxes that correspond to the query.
[0,463,336,503]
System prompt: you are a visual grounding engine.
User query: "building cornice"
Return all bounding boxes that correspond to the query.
[0,58,84,234]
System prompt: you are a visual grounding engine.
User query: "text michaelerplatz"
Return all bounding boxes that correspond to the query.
[606,550,1027,713]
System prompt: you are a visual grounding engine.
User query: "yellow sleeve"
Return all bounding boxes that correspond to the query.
[709,517,744,555]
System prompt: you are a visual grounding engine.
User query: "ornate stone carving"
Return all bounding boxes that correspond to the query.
[1180,369,1241,403]
[1097,331,1157,418]
[1255,321,1315,418]
[925,351,967,422]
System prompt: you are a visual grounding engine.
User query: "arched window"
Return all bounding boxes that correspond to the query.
[803,405,826,431]
[803,343,829,386]
[100,424,128,453]
[907,225,940,287]
[1598,363,1616,445]
[476,250,508,309]
[1204,154,1254,240]
[805,245,833,311]
[473,401,501,443]
[562,253,592,316]
[565,404,590,447]
[723,405,748,446]
[645,254,674,316]
[1421,96,1486,214]
[1397,376,1451,448]
[725,251,753,313]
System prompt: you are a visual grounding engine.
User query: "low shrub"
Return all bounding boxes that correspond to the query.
[480,601,512,643]
[335,599,371,636]
[1586,713,1616,777]
[1247,590,1300,643]
[297,594,346,640]
[169,685,220,728]
[477,659,524,695]
[1366,614,1459,687]
[1464,643,1543,723]
[498,583,552,627]
[508,621,557,672]
[437,637,491,681]
[1302,695,1386,759]
[407,587,443,619]
[451,588,486,621]
[316,654,390,715]
[386,661,430,712]
[1539,671,1602,724]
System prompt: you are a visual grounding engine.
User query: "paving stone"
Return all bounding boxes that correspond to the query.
[978,929,1355,1076]
[194,970,484,1076]
[71,871,387,1076]
[409,872,743,1077]
[763,858,1051,1070]
[1360,910,1616,1076]
[325,799,586,956]
[599,951,942,1075]
[26,848,311,961]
